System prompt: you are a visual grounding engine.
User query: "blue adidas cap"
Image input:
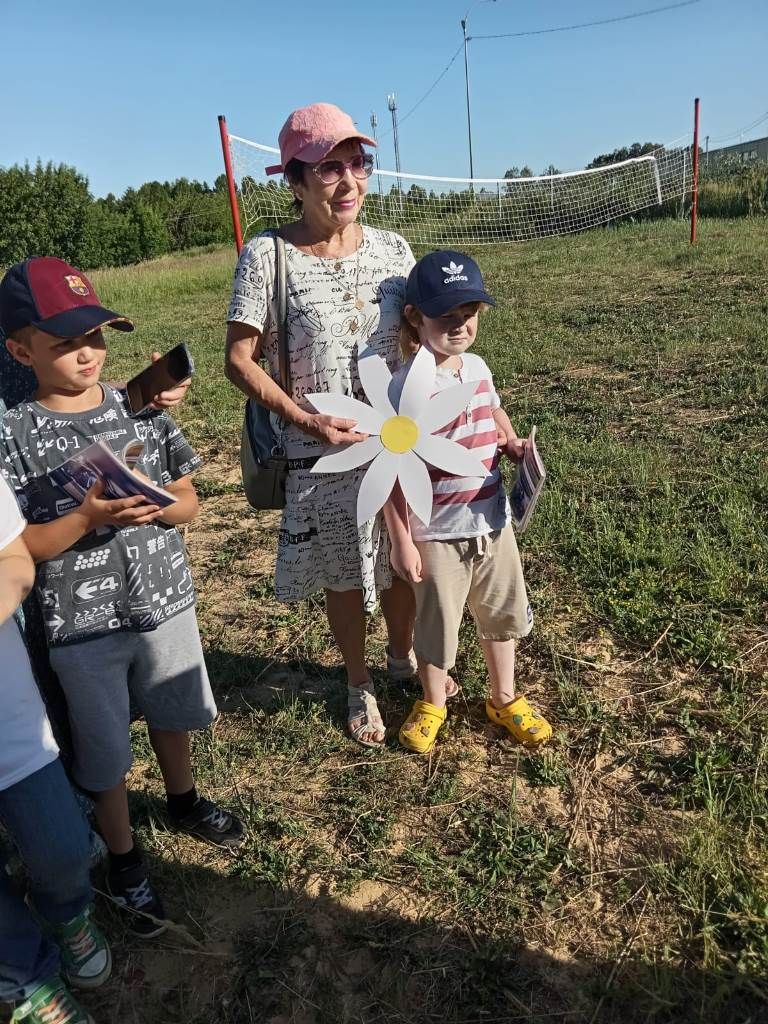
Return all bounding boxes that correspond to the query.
[405,249,496,318]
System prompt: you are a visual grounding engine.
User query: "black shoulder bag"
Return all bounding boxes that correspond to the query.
[240,233,290,509]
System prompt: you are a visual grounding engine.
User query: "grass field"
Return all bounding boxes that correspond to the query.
[42,218,768,1023]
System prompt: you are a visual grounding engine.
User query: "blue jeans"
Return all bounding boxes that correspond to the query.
[0,759,92,1002]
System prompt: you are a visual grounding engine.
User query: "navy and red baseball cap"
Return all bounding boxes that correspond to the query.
[0,257,134,339]
[405,249,496,318]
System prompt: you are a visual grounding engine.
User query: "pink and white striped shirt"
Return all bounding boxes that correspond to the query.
[391,352,511,542]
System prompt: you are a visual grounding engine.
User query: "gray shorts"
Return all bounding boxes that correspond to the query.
[49,607,217,792]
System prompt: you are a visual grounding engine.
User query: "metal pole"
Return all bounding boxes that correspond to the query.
[705,134,709,170]
[217,114,243,253]
[690,97,700,245]
[461,18,475,181]
[370,112,383,199]
[460,1,497,184]
[387,94,402,177]
[387,94,403,216]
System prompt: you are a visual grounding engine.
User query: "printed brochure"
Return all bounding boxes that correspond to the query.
[509,426,546,533]
[49,441,177,508]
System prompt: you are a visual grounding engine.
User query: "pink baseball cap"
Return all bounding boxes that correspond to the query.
[265,102,376,176]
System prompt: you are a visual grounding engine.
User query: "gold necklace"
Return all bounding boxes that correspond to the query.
[308,226,365,313]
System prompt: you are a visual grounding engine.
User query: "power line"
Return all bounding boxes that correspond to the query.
[378,0,701,139]
[377,43,464,138]
[708,110,768,145]
[471,0,701,41]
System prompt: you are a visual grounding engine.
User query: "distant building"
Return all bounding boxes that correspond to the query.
[706,135,768,167]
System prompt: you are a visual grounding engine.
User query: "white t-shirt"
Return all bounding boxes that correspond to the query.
[391,352,511,542]
[227,227,415,460]
[0,474,59,791]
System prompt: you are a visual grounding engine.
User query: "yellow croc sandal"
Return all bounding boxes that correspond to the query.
[486,695,552,747]
[399,700,447,754]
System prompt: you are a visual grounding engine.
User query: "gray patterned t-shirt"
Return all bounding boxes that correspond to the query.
[0,386,201,646]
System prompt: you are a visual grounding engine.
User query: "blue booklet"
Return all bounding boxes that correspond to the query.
[49,441,177,509]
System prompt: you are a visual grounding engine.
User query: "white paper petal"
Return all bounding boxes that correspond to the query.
[398,346,438,420]
[305,393,384,435]
[414,433,488,478]
[356,450,400,526]
[398,450,434,526]
[416,381,481,435]
[357,350,396,419]
[311,436,384,474]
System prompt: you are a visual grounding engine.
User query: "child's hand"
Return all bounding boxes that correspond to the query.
[496,426,508,448]
[78,480,163,530]
[391,539,422,583]
[503,436,527,463]
[148,351,192,410]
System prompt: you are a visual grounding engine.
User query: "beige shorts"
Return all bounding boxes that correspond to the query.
[412,526,533,670]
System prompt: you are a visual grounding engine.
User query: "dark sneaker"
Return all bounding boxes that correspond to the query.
[54,907,112,990]
[106,862,166,937]
[11,975,95,1023]
[170,797,245,850]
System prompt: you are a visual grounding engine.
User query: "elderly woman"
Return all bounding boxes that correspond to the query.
[225,102,417,747]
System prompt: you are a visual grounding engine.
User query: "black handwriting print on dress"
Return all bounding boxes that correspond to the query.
[330,313,377,340]
[287,303,323,339]
[244,266,265,289]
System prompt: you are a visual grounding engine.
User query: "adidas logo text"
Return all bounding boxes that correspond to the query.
[442,260,468,284]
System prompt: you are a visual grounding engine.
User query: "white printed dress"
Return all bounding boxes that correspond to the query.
[227,227,415,611]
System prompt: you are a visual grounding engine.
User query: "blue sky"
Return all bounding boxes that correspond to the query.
[3,0,766,196]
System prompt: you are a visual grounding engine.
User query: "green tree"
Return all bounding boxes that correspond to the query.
[127,200,170,260]
[587,142,661,169]
[0,165,38,264]
[407,184,427,204]
[503,167,521,196]
[0,162,92,266]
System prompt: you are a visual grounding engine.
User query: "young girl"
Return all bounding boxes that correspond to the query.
[384,250,552,754]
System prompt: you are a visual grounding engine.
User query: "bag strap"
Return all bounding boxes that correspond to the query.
[274,233,290,395]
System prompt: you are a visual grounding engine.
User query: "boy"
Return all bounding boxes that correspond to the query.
[0,257,243,936]
[0,472,108,1024]
[385,251,553,754]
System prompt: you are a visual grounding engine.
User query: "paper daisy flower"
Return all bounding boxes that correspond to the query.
[306,346,488,526]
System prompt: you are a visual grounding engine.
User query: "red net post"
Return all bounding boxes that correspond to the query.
[690,97,700,245]
[218,115,244,253]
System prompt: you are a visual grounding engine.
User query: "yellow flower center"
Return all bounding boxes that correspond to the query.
[380,415,419,454]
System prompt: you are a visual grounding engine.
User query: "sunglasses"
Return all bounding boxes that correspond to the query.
[311,153,374,185]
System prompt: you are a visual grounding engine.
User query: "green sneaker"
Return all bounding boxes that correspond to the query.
[54,908,112,990]
[11,975,95,1023]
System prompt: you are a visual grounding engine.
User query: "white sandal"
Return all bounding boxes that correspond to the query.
[347,681,386,748]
